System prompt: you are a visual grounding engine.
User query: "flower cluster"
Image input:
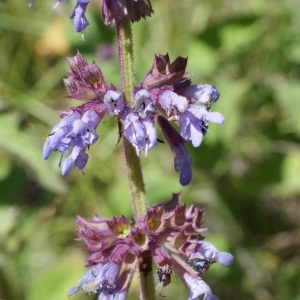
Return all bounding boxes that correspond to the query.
[68,193,233,299]
[28,0,153,39]
[43,52,224,185]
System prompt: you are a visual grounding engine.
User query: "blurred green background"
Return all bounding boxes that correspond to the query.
[1,0,300,299]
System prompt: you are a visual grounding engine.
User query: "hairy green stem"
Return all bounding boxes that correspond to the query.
[116,18,156,300]
[116,19,147,220]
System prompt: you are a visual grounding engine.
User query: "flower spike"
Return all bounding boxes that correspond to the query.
[70,195,233,299]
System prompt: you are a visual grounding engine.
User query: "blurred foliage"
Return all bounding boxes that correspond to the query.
[0,0,300,299]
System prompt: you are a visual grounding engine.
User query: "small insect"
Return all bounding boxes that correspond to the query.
[156,265,173,287]
[98,281,115,294]
[155,265,173,297]
[188,253,216,276]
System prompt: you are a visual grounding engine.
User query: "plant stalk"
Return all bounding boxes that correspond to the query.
[116,19,148,220]
[116,18,156,300]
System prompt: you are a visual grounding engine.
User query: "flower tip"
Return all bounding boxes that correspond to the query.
[43,139,52,160]
[211,86,220,104]
[67,286,79,297]
[71,2,89,36]
[61,158,74,176]
[217,252,234,267]
[179,164,192,186]
[206,112,224,124]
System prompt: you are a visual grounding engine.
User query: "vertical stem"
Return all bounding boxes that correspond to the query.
[116,19,147,220]
[116,19,156,300]
[117,19,135,106]
[122,138,148,220]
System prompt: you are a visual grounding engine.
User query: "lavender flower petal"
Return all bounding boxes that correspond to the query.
[179,110,204,147]
[182,84,220,104]
[197,241,234,267]
[157,115,192,186]
[185,274,219,300]
[205,112,224,124]
[140,118,157,155]
[71,0,90,39]
[44,110,100,175]
[68,263,104,296]
[123,112,145,152]
[43,111,81,159]
[179,105,224,147]
[159,90,188,118]
[174,144,192,186]
[172,254,218,300]
[104,90,125,116]
[123,112,157,155]
[134,89,155,118]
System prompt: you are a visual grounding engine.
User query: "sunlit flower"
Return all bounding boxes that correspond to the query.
[43,110,100,175]
[70,0,90,40]
[122,111,157,156]
[157,115,192,186]
[43,52,223,186]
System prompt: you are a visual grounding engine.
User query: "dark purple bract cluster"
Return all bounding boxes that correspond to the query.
[68,193,233,300]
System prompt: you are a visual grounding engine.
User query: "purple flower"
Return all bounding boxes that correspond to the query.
[43,110,100,175]
[70,0,90,40]
[104,90,126,116]
[122,112,156,156]
[68,263,104,296]
[98,265,134,300]
[159,90,188,120]
[174,144,192,186]
[195,241,234,267]
[178,105,224,147]
[157,115,192,186]
[42,52,224,186]
[134,89,155,118]
[185,275,219,300]
[68,262,121,296]
[172,255,219,300]
[181,84,220,105]
[69,262,134,300]
[71,194,232,299]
